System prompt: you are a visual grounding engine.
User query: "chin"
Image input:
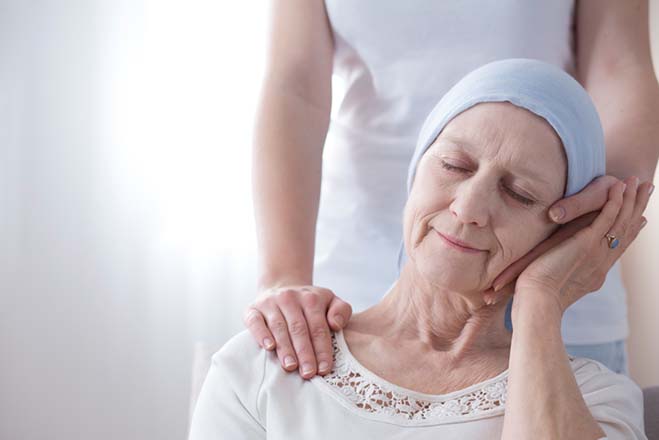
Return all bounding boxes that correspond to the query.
[414,256,481,291]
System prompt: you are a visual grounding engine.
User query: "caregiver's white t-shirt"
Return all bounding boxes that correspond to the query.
[188,330,646,439]
[314,0,628,344]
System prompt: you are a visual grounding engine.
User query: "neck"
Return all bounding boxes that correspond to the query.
[353,262,512,361]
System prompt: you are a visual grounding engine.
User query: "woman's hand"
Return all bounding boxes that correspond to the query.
[492,176,652,313]
[485,176,654,310]
[243,284,352,379]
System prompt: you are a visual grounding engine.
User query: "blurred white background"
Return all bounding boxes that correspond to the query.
[0,1,657,439]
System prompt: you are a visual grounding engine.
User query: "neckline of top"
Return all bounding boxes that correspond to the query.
[333,329,511,401]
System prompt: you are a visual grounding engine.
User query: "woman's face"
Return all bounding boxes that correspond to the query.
[403,102,567,294]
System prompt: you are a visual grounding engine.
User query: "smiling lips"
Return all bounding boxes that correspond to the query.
[434,230,486,253]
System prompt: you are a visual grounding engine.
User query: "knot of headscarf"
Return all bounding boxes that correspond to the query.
[397,58,606,271]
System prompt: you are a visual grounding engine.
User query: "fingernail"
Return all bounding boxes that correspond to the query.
[263,338,274,349]
[301,363,314,375]
[649,184,655,196]
[284,356,297,368]
[318,361,330,372]
[641,218,648,228]
[333,315,345,327]
[549,206,565,222]
[493,283,504,292]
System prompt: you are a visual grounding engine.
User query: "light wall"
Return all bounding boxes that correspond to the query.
[622,0,659,388]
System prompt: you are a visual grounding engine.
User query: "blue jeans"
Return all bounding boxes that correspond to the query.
[564,340,629,375]
[503,298,629,375]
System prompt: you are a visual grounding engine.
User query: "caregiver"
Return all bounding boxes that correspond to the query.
[246,0,658,378]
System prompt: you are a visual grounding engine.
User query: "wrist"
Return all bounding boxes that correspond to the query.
[256,270,313,292]
[511,289,564,329]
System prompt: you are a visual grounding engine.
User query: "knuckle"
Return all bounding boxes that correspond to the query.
[572,199,583,213]
[260,296,277,310]
[288,320,309,337]
[330,301,352,321]
[244,309,262,326]
[318,287,336,298]
[310,325,330,340]
[615,192,625,205]
[302,292,322,309]
[603,175,620,187]
[279,289,298,304]
[341,301,353,315]
[271,320,289,335]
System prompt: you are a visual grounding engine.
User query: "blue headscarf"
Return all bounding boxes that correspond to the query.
[397,58,606,271]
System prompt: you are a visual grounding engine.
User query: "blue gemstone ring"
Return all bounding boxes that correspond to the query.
[605,233,620,249]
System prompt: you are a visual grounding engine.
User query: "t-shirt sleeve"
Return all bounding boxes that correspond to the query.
[188,330,267,440]
[574,358,647,440]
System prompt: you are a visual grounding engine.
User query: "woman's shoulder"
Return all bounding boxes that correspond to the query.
[212,329,268,376]
[189,330,270,439]
[569,357,646,438]
[569,356,641,394]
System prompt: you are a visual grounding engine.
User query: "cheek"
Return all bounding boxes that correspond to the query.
[403,191,449,240]
[496,217,555,264]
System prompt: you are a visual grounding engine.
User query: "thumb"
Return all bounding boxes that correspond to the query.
[548,175,620,224]
[327,295,352,331]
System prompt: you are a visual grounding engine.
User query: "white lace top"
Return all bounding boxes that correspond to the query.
[315,330,509,425]
[189,330,647,439]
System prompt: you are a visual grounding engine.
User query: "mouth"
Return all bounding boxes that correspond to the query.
[434,229,486,253]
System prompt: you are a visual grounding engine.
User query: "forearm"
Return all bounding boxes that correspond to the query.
[502,294,605,440]
[252,83,330,290]
[587,69,659,182]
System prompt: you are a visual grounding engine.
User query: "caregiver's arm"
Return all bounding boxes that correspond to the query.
[555,0,658,223]
[248,0,351,378]
[577,0,659,183]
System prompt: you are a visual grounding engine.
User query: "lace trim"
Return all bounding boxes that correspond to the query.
[318,332,508,423]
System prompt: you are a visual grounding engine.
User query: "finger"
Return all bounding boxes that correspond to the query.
[327,296,352,331]
[491,253,533,293]
[278,297,318,379]
[490,220,583,292]
[633,216,649,237]
[622,215,649,252]
[587,180,626,244]
[262,306,299,372]
[491,237,552,292]
[243,307,276,350]
[548,175,620,224]
[483,285,508,305]
[632,181,654,220]
[300,294,335,375]
[608,176,639,244]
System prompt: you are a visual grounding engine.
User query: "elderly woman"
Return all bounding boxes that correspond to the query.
[189,59,649,439]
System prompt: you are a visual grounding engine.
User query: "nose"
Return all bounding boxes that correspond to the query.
[449,179,490,227]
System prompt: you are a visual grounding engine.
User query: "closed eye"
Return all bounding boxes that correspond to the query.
[440,161,535,206]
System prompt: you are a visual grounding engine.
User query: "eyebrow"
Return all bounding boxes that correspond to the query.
[438,136,556,193]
